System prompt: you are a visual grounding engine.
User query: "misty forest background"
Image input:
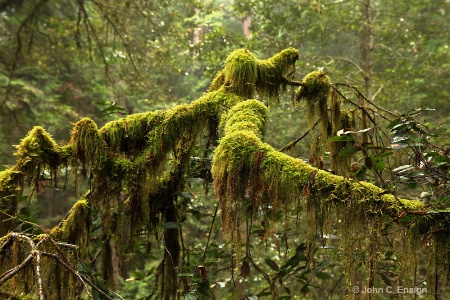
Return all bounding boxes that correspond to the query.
[0,0,449,299]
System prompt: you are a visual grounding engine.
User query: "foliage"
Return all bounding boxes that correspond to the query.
[0,1,449,299]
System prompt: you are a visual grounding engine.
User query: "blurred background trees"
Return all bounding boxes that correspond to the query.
[0,0,448,299]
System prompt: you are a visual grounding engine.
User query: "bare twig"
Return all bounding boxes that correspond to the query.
[202,202,220,261]
[41,251,122,300]
[0,253,33,284]
[279,119,320,152]
[333,82,399,118]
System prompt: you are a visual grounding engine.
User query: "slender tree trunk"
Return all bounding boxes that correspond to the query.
[360,0,373,102]
[360,0,374,144]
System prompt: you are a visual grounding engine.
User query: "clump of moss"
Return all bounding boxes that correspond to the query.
[222,49,258,99]
[222,100,269,138]
[71,118,107,172]
[59,199,91,258]
[208,49,258,99]
[295,71,331,138]
[209,48,299,103]
[101,111,163,156]
[14,126,60,182]
[255,47,299,102]
[0,130,62,240]
[295,70,331,104]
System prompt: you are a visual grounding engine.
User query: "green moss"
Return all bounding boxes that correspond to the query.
[209,48,299,103]
[60,199,90,258]
[222,100,269,138]
[222,49,257,99]
[0,169,22,194]
[295,71,331,138]
[101,111,163,156]
[0,170,23,236]
[213,98,430,263]
[296,70,331,104]
[4,47,450,298]
[255,47,299,102]
[71,118,107,171]
[14,126,60,182]
[208,70,225,92]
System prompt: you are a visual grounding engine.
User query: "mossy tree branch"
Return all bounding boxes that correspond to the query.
[1,47,449,298]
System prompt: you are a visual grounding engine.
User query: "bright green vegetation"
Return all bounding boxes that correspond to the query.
[1,47,449,299]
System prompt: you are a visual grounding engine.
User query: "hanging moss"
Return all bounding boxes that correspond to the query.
[71,118,107,172]
[209,48,299,103]
[101,111,163,156]
[221,49,257,98]
[295,71,331,139]
[329,89,357,175]
[14,126,60,185]
[0,234,35,298]
[396,215,450,294]
[0,170,23,236]
[255,47,299,102]
[56,199,91,259]
[4,47,450,298]
[213,97,426,264]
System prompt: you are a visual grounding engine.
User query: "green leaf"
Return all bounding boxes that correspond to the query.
[424,151,440,158]
[21,222,34,233]
[376,151,394,158]
[257,289,272,297]
[398,215,413,223]
[316,260,331,272]
[281,243,307,270]
[264,258,280,271]
[387,119,401,129]
[284,287,291,295]
[19,207,31,217]
[187,209,201,220]
[339,145,362,157]
[300,284,310,294]
[366,156,385,171]
[175,191,196,199]
[184,293,197,300]
[315,271,332,280]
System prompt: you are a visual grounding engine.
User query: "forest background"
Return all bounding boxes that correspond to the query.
[0,0,449,299]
